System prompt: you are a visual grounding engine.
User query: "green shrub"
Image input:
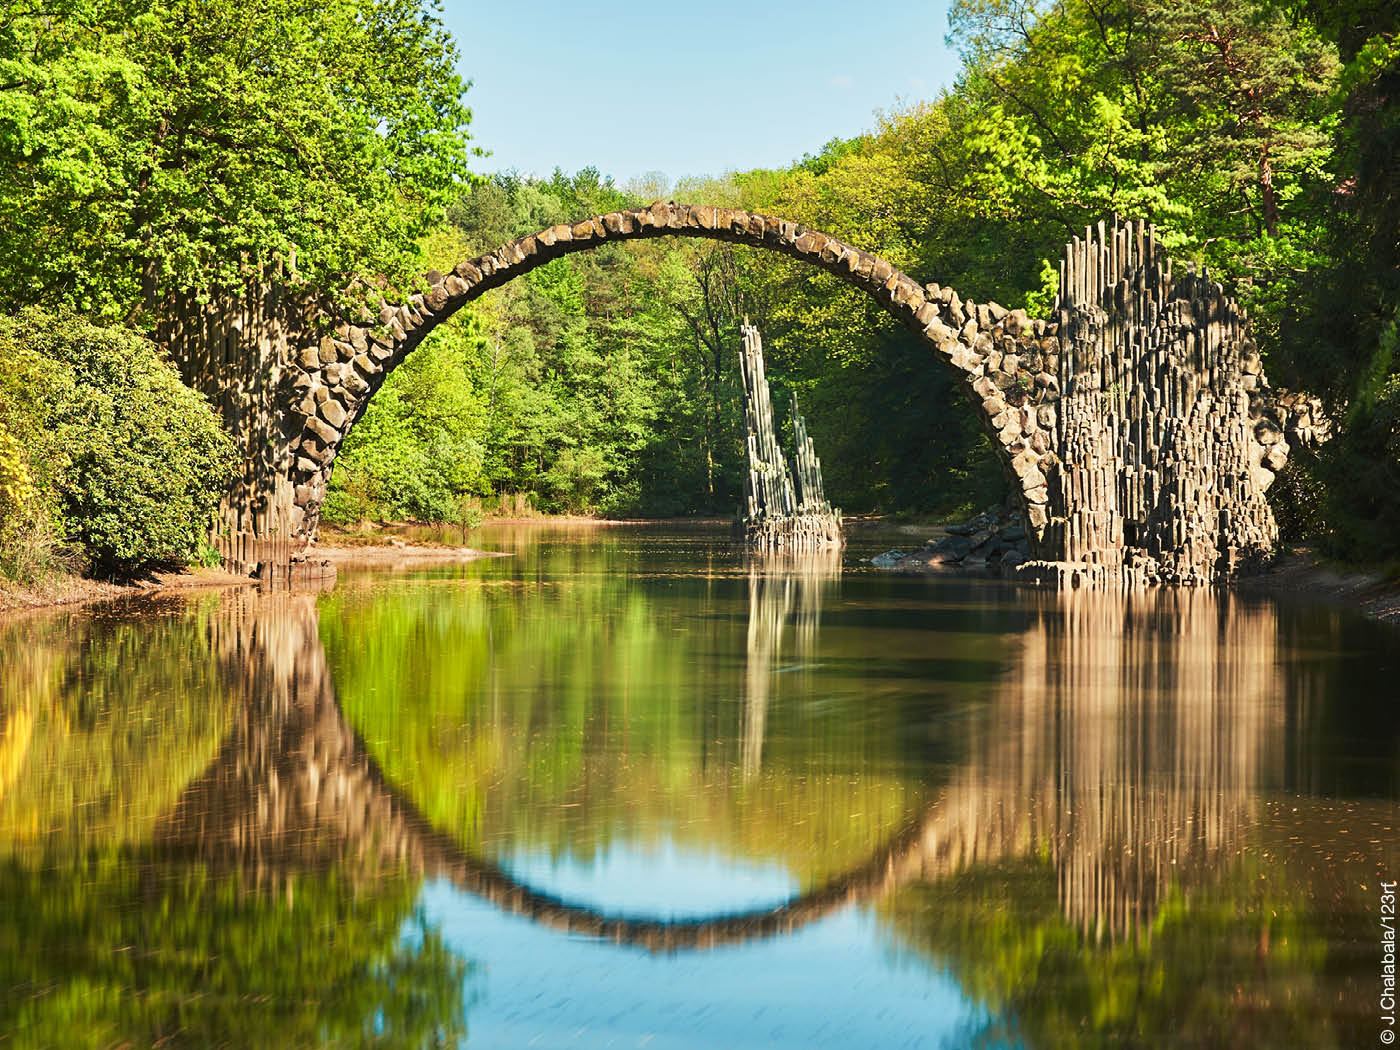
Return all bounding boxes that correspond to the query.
[323,321,487,525]
[1316,375,1400,562]
[0,310,235,578]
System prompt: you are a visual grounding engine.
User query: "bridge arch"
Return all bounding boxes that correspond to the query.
[281,204,1061,552]
[163,207,1302,584]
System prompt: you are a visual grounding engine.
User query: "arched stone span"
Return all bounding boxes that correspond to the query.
[280,204,1060,552]
[161,207,1315,584]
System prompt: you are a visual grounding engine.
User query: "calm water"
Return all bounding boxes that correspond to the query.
[2,522,1398,1049]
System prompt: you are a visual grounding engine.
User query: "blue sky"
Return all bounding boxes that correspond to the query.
[441,1,962,189]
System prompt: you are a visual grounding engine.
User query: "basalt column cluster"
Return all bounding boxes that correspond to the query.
[1035,218,1301,586]
[738,324,842,552]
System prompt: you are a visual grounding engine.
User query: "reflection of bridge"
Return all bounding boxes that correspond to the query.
[156,581,1285,951]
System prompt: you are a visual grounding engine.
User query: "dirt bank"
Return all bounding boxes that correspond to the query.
[1235,550,1400,626]
[315,541,506,567]
[0,566,258,615]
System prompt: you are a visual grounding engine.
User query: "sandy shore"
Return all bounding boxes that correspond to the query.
[315,541,507,566]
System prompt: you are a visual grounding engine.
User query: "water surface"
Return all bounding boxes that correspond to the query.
[1,523,1397,1048]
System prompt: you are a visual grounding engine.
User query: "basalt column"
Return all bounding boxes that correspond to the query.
[738,324,843,551]
[156,280,329,581]
[1029,218,1292,586]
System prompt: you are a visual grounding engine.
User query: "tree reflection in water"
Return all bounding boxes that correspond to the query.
[0,550,1395,1049]
[0,591,470,1050]
[880,586,1393,1049]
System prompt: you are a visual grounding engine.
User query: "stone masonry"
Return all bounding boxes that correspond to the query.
[159,205,1315,584]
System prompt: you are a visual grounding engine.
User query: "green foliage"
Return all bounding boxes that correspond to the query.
[0,0,477,320]
[0,310,234,577]
[1277,1,1400,554]
[325,314,489,525]
[1315,373,1400,559]
[0,857,469,1049]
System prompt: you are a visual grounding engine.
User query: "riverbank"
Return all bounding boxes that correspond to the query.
[0,543,507,615]
[1236,549,1400,626]
[869,537,1400,628]
[315,540,505,567]
[0,565,258,614]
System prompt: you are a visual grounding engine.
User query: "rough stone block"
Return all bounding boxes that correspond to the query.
[319,398,347,429]
[341,369,369,397]
[306,417,339,445]
[947,342,982,372]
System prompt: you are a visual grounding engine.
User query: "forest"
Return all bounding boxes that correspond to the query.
[0,0,1396,583]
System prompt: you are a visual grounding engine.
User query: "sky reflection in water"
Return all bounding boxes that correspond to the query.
[0,522,1396,1048]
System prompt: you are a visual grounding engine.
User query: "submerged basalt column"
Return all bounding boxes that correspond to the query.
[737,324,843,551]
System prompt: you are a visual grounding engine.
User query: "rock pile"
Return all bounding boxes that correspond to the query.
[871,507,1032,577]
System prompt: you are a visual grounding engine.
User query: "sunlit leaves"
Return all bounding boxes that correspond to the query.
[0,0,477,320]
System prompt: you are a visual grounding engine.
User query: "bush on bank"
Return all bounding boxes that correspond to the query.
[0,310,234,581]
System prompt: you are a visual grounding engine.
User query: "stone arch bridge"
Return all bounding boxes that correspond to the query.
[160,205,1318,585]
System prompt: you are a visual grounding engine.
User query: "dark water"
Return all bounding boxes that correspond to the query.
[2,522,1398,1049]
